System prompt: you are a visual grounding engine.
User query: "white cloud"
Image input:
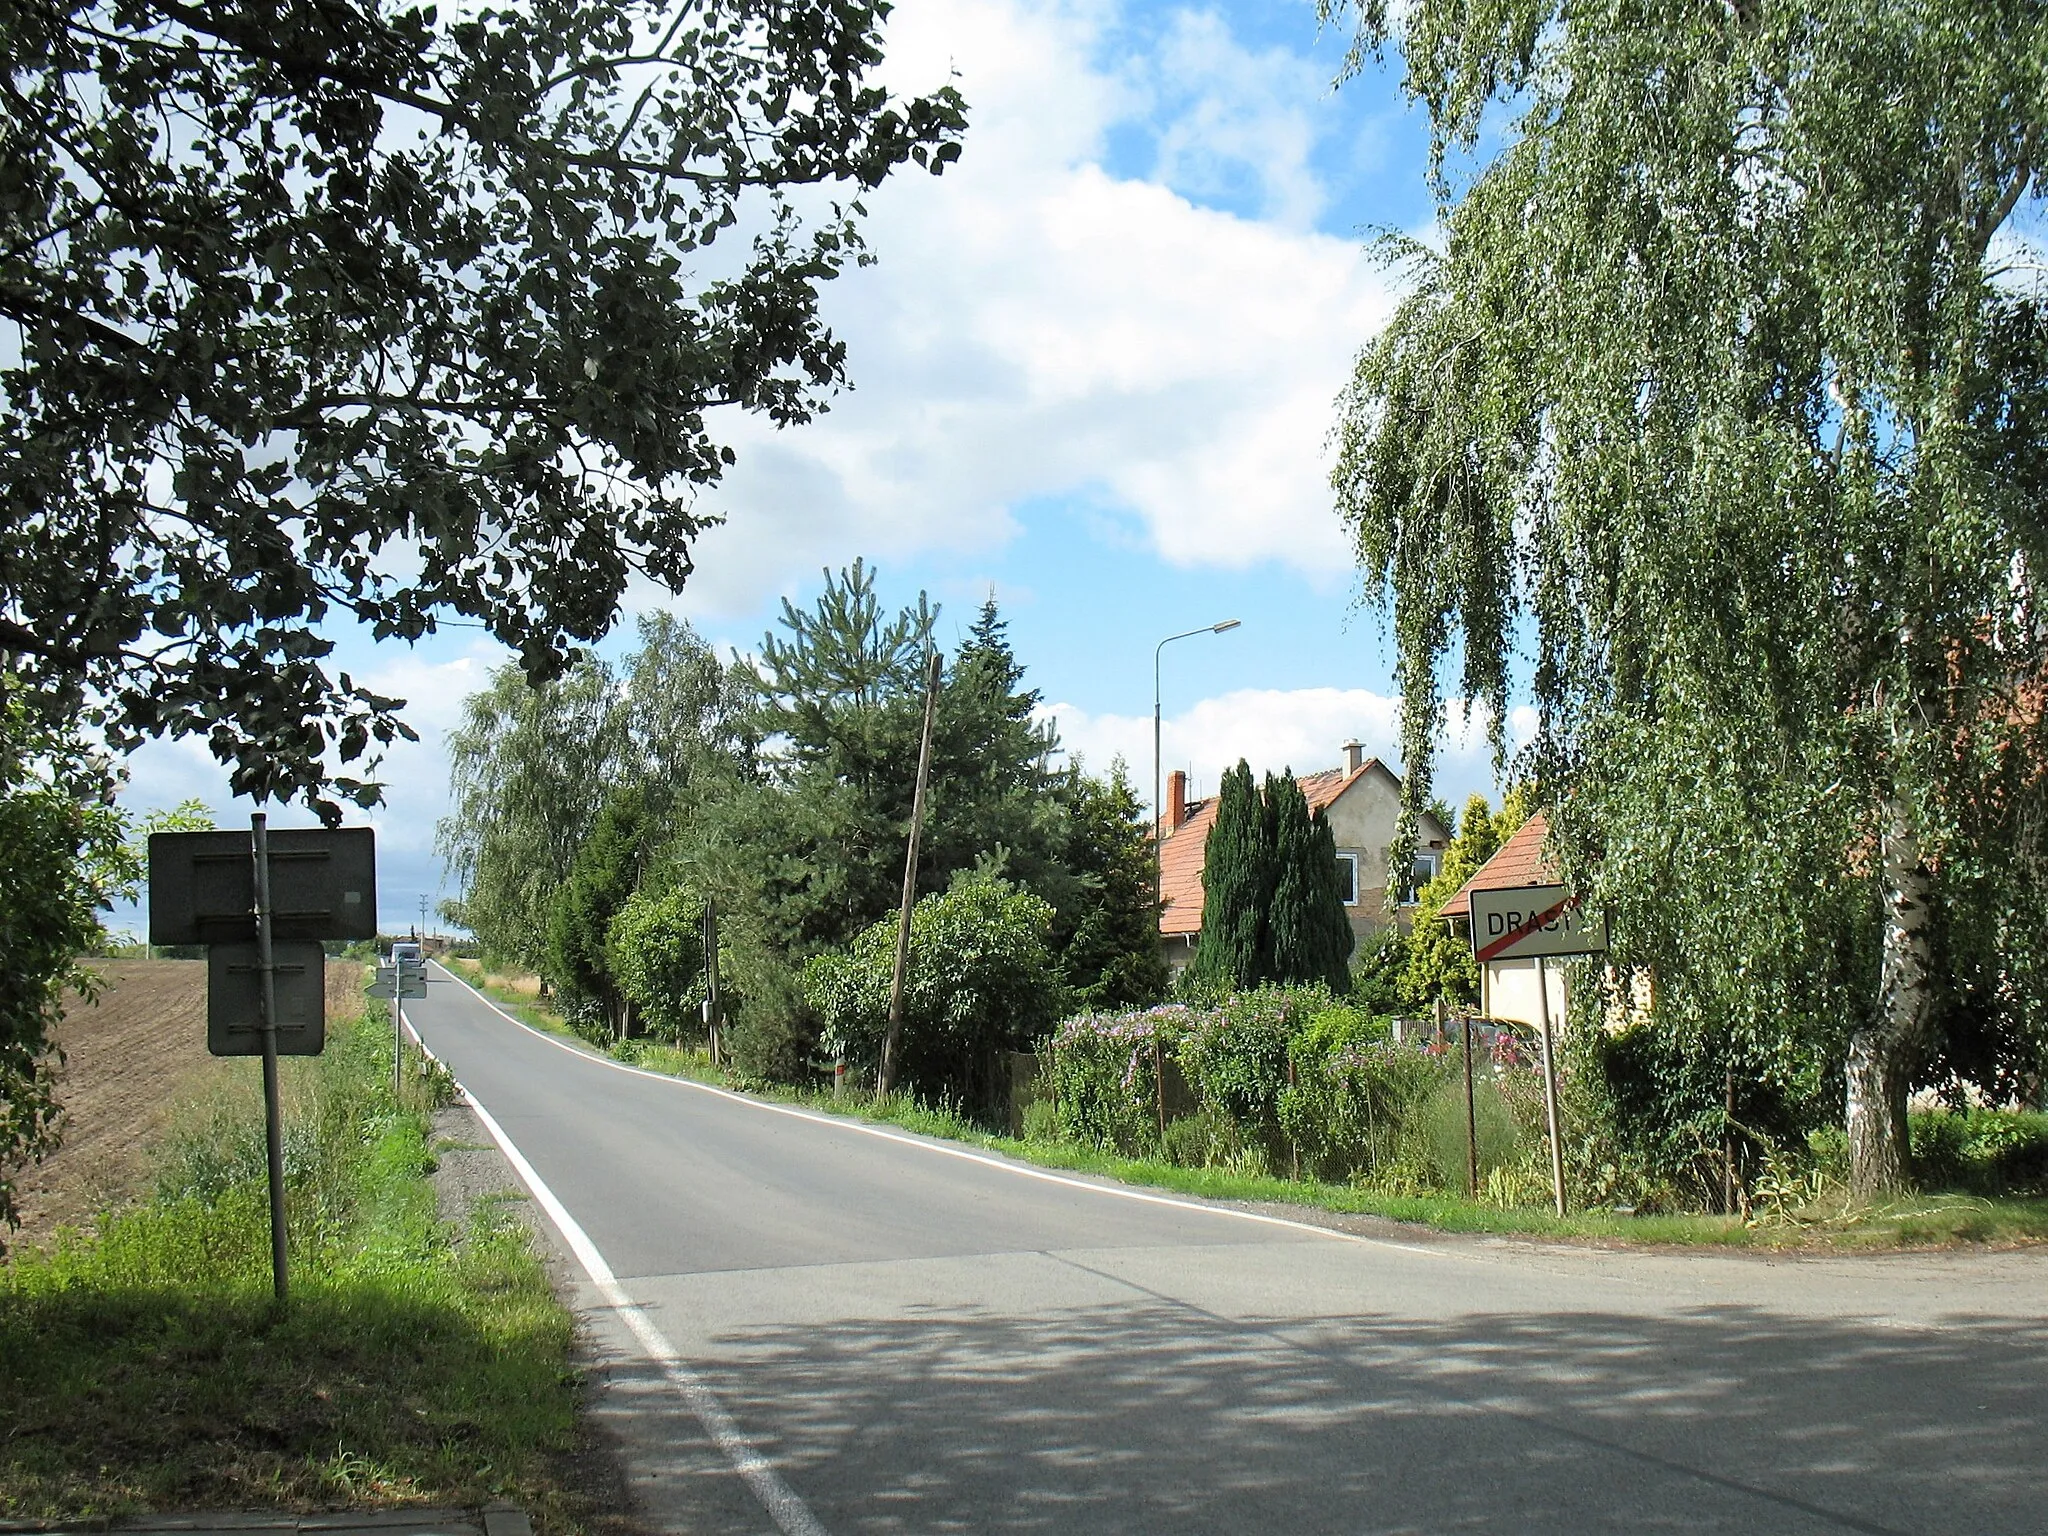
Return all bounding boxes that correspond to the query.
[678,0,1396,617]
[1145,8,1330,229]
[1047,686,1529,810]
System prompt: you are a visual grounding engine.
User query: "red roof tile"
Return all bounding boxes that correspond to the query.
[1435,811,1554,920]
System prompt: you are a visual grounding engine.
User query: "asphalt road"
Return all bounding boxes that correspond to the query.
[405,963,2047,1535]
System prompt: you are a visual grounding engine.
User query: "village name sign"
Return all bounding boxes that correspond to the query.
[1470,882,1609,964]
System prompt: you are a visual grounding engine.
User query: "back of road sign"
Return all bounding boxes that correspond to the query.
[206,941,327,1056]
[148,828,376,944]
[370,958,427,1001]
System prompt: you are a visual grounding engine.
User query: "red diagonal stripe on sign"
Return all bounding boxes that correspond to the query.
[1476,896,1574,963]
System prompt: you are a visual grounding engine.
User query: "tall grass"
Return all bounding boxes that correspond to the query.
[0,993,583,1525]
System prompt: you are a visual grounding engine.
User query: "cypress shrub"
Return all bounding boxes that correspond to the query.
[1190,760,1272,989]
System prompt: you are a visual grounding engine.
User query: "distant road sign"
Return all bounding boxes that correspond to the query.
[370,962,427,1001]
[1470,883,1609,963]
[149,828,376,944]
[206,941,327,1056]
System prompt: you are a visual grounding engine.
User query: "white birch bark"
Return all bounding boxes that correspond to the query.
[1847,793,1937,1202]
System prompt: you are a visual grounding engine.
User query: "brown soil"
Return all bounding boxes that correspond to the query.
[5,956,363,1256]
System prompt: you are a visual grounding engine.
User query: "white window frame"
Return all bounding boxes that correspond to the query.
[1335,851,1359,905]
[1399,851,1441,907]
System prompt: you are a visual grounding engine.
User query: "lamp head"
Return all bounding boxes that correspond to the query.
[1212,618,1242,633]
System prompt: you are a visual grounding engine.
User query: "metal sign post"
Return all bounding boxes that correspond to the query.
[371,954,426,1095]
[1468,882,1609,1217]
[149,820,376,1307]
[1461,1012,1479,1200]
[250,814,290,1303]
[1536,958,1566,1217]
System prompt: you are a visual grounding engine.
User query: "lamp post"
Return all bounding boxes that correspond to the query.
[1154,619,1242,928]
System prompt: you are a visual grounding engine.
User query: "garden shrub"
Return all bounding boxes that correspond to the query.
[1036,980,1643,1206]
[1909,1109,2048,1195]
[802,872,1063,1116]
[1417,1075,1525,1190]
[1041,1004,1200,1153]
[606,883,710,1043]
[1177,986,1327,1153]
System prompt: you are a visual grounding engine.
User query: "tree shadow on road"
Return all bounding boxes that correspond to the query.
[616,1289,2046,1535]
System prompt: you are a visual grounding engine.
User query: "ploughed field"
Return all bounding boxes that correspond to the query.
[5,957,361,1255]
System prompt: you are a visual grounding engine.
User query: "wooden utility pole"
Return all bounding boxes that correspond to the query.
[878,649,942,1097]
[702,896,721,1066]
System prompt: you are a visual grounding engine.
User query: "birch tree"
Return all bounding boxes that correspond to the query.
[1327,0,2048,1198]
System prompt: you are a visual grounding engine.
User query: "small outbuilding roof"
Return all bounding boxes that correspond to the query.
[1435,810,1554,921]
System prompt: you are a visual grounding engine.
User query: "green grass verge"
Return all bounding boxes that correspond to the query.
[0,1002,588,1526]
[441,963,2048,1252]
[608,1045,2048,1250]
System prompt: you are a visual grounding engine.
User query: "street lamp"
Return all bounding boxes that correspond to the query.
[1154,619,1243,929]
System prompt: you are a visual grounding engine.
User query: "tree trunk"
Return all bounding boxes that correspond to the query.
[1846,793,1936,1203]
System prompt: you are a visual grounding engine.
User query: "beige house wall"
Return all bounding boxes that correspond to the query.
[1478,956,1570,1030]
[1321,771,1447,953]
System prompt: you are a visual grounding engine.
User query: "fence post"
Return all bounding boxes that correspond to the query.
[1154,1035,1167,1146]
[1287,1055,1300,1182]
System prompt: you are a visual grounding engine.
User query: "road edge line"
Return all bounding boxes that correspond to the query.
[443,1039,830,1536]
[425,961,1444,1259]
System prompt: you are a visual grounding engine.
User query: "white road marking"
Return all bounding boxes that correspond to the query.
[442,1047,831,1536]
[423,960,1450,1260]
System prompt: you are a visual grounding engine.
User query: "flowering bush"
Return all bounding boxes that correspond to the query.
[1177,987,1329,1153]
[1041,1004,1202,1153]
[1280,1004,1449,1181]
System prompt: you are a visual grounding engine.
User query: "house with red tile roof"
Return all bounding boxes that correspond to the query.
[1156,742,1450,972]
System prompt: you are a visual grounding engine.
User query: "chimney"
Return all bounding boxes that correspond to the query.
[1167,770,1188,832]
[1343,740,1364,774]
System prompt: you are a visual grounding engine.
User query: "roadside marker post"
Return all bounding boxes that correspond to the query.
[149,819,377,1304]
[1468,881,1609,1217]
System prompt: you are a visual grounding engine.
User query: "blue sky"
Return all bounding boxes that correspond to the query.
[113,0,1529,936]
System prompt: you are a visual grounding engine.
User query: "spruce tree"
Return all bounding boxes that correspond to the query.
[1191,760,1272,989]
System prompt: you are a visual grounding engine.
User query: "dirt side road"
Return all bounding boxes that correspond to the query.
[4,957,361,1255]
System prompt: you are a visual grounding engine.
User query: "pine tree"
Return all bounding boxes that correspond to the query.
[1191,760,1274,989]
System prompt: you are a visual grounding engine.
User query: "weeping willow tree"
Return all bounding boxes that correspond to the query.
[1327,0,2048,1199]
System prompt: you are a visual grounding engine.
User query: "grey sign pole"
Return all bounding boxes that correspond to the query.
[1536,956,1566,1218]
[250,813,290,1302]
